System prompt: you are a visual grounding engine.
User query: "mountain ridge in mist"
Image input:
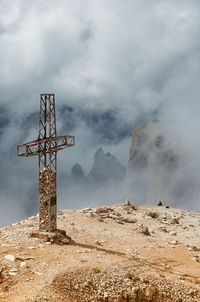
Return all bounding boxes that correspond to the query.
[71,147,126,184]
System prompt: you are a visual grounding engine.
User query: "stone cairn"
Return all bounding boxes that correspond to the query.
[39,167,56,231]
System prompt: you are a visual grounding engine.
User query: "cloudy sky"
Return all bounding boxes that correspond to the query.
[0,0,200,225]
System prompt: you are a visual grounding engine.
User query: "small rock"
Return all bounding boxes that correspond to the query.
[188,245,200,251]
[28,246,36,250]
[60,238,70,244]
[4,255,16,262]
[122,200,138,210]
[8,271,18,276]
[116,220,124,225]
[98,218,104,222]
[139,225,151,236]
[20,262,27,268]
[157,201,163,206]
[191,256,200,262]
[124,200,131,206]
[122,217,137,224]
[95,240,103,246]
[108,214,119,219]
[33,271,42,276]
[83,281,89,287]
[78,249,91,253]
[159,226,169,233]
[87,212,96,218]
[80,208,92,213]
[147,211,159,219]
[96,207,110,214]
[171,218,179,225]
[9,268,18,273]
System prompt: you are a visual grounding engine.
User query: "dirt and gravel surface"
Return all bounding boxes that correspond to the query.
[1,201,200,301]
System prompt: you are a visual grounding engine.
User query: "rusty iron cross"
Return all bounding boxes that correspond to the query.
[17,93,74,232]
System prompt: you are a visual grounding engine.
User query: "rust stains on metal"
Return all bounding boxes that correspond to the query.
[17,93,74,232]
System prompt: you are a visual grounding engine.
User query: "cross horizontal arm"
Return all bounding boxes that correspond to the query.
[17,135,75,157]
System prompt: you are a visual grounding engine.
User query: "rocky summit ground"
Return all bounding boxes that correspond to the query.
[1,201,200,302]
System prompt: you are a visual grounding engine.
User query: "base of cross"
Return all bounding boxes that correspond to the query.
[30,229,73,245]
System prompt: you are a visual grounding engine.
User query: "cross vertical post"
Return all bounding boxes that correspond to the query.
[38,94,57,231]
[17,93,75,232]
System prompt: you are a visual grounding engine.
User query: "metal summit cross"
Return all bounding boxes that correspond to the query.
[17,93,74,232]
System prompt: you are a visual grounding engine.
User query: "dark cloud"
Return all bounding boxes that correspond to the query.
[59,105,133,144]
[0,105,10,133]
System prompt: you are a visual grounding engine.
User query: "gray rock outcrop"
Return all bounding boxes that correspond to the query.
[88,148,126,183]
[71,163,86,181]
[127,120,178,203]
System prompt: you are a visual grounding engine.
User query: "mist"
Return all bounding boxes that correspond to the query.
[0,0,200,226]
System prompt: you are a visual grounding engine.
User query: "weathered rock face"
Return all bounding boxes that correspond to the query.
[88,148,126,183]
[127,121,178,203]
[129,121,177,170]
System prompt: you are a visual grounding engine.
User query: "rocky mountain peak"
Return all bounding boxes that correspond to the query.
[89,148,126,182]
[71,163,85,179]
[94,147,105,161]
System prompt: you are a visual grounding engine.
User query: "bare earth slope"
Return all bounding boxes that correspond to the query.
[1,201,200,301]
